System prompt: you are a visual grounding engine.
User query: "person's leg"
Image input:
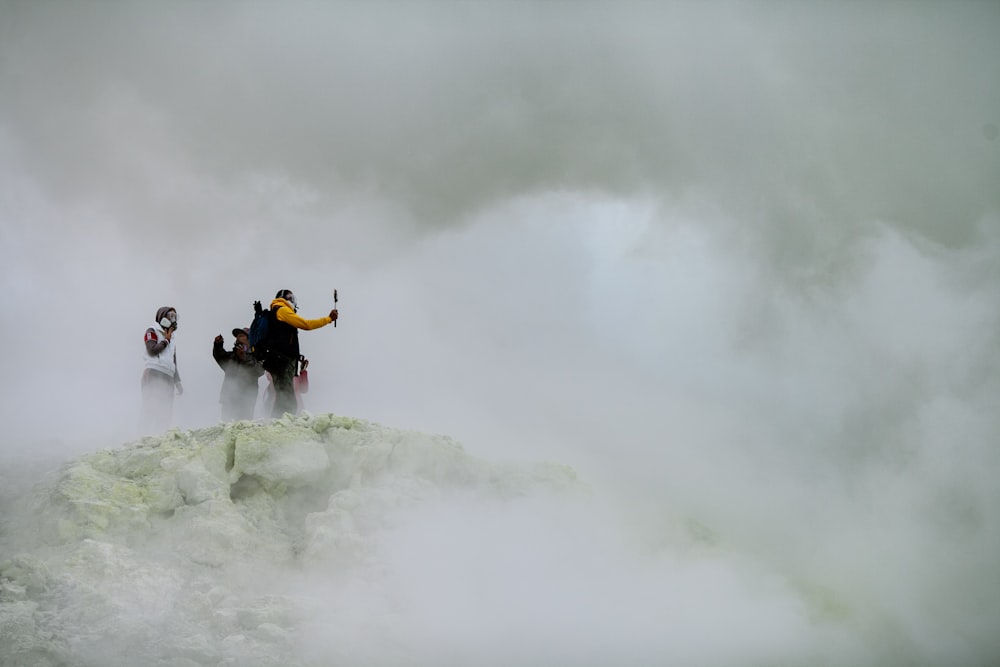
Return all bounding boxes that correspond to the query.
[270,362,297,418]
[141,371,174,433]
[235,391,257,421]
[140,371,158,432]
[156,374,175,430]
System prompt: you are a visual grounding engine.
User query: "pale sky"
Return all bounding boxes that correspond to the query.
[1,0,997,474]
[1,2,999,662]
[1,0,998,506]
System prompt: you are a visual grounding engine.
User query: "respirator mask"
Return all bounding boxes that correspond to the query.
[159,312,178,330]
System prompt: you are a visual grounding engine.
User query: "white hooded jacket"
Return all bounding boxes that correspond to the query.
[144,312,179,379]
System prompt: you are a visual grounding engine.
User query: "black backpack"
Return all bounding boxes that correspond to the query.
[248,301,271,362]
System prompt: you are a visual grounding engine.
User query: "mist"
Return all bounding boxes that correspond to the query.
[1,1,999,665]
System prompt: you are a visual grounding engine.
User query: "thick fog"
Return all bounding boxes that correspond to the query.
[1,1,999,664]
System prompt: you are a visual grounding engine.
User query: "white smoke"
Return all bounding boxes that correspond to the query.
[1,2,998,665]
[0,416,881,666]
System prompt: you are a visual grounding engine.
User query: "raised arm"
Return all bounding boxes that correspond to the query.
[275,306,333,331]
[212,335,229,368]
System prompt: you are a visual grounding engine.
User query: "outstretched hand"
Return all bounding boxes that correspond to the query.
[329,309,338,322]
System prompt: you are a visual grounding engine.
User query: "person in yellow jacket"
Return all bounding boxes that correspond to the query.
[264,289,337,417]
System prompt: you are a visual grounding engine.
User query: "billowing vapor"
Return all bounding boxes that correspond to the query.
[1,2,998,665]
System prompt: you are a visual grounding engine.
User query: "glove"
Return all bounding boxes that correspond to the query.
[214,334,224,344]
[329,309,338,322]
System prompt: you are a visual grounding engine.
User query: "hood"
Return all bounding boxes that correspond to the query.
[154,306,176,323]
[270,298,294,312]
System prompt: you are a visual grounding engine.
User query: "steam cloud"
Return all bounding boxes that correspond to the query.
[1,2,998,665]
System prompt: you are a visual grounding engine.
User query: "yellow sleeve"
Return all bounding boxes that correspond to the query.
[275,306,332,331]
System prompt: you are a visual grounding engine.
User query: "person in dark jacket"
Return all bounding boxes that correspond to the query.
[265,289,336,418]
[213,327,265,421]
[141,306,182,433]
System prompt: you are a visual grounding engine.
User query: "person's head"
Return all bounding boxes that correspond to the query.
[275,289,297,311]
[155,306,178,330]
[232,327,249,357]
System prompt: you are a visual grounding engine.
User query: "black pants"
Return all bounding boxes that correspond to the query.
[268,358,298,418]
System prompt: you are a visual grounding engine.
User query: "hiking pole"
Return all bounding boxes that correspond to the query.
[333,289,338,327]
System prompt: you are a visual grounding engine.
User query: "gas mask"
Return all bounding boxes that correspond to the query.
[159,312,178,330]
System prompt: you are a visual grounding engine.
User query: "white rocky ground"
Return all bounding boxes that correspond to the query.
[0,413,582,667]
[10,412,976,666]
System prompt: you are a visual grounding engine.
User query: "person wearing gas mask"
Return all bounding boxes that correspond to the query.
[265,289,337,418]
[140,306,183,433]
[213,327,265,421]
